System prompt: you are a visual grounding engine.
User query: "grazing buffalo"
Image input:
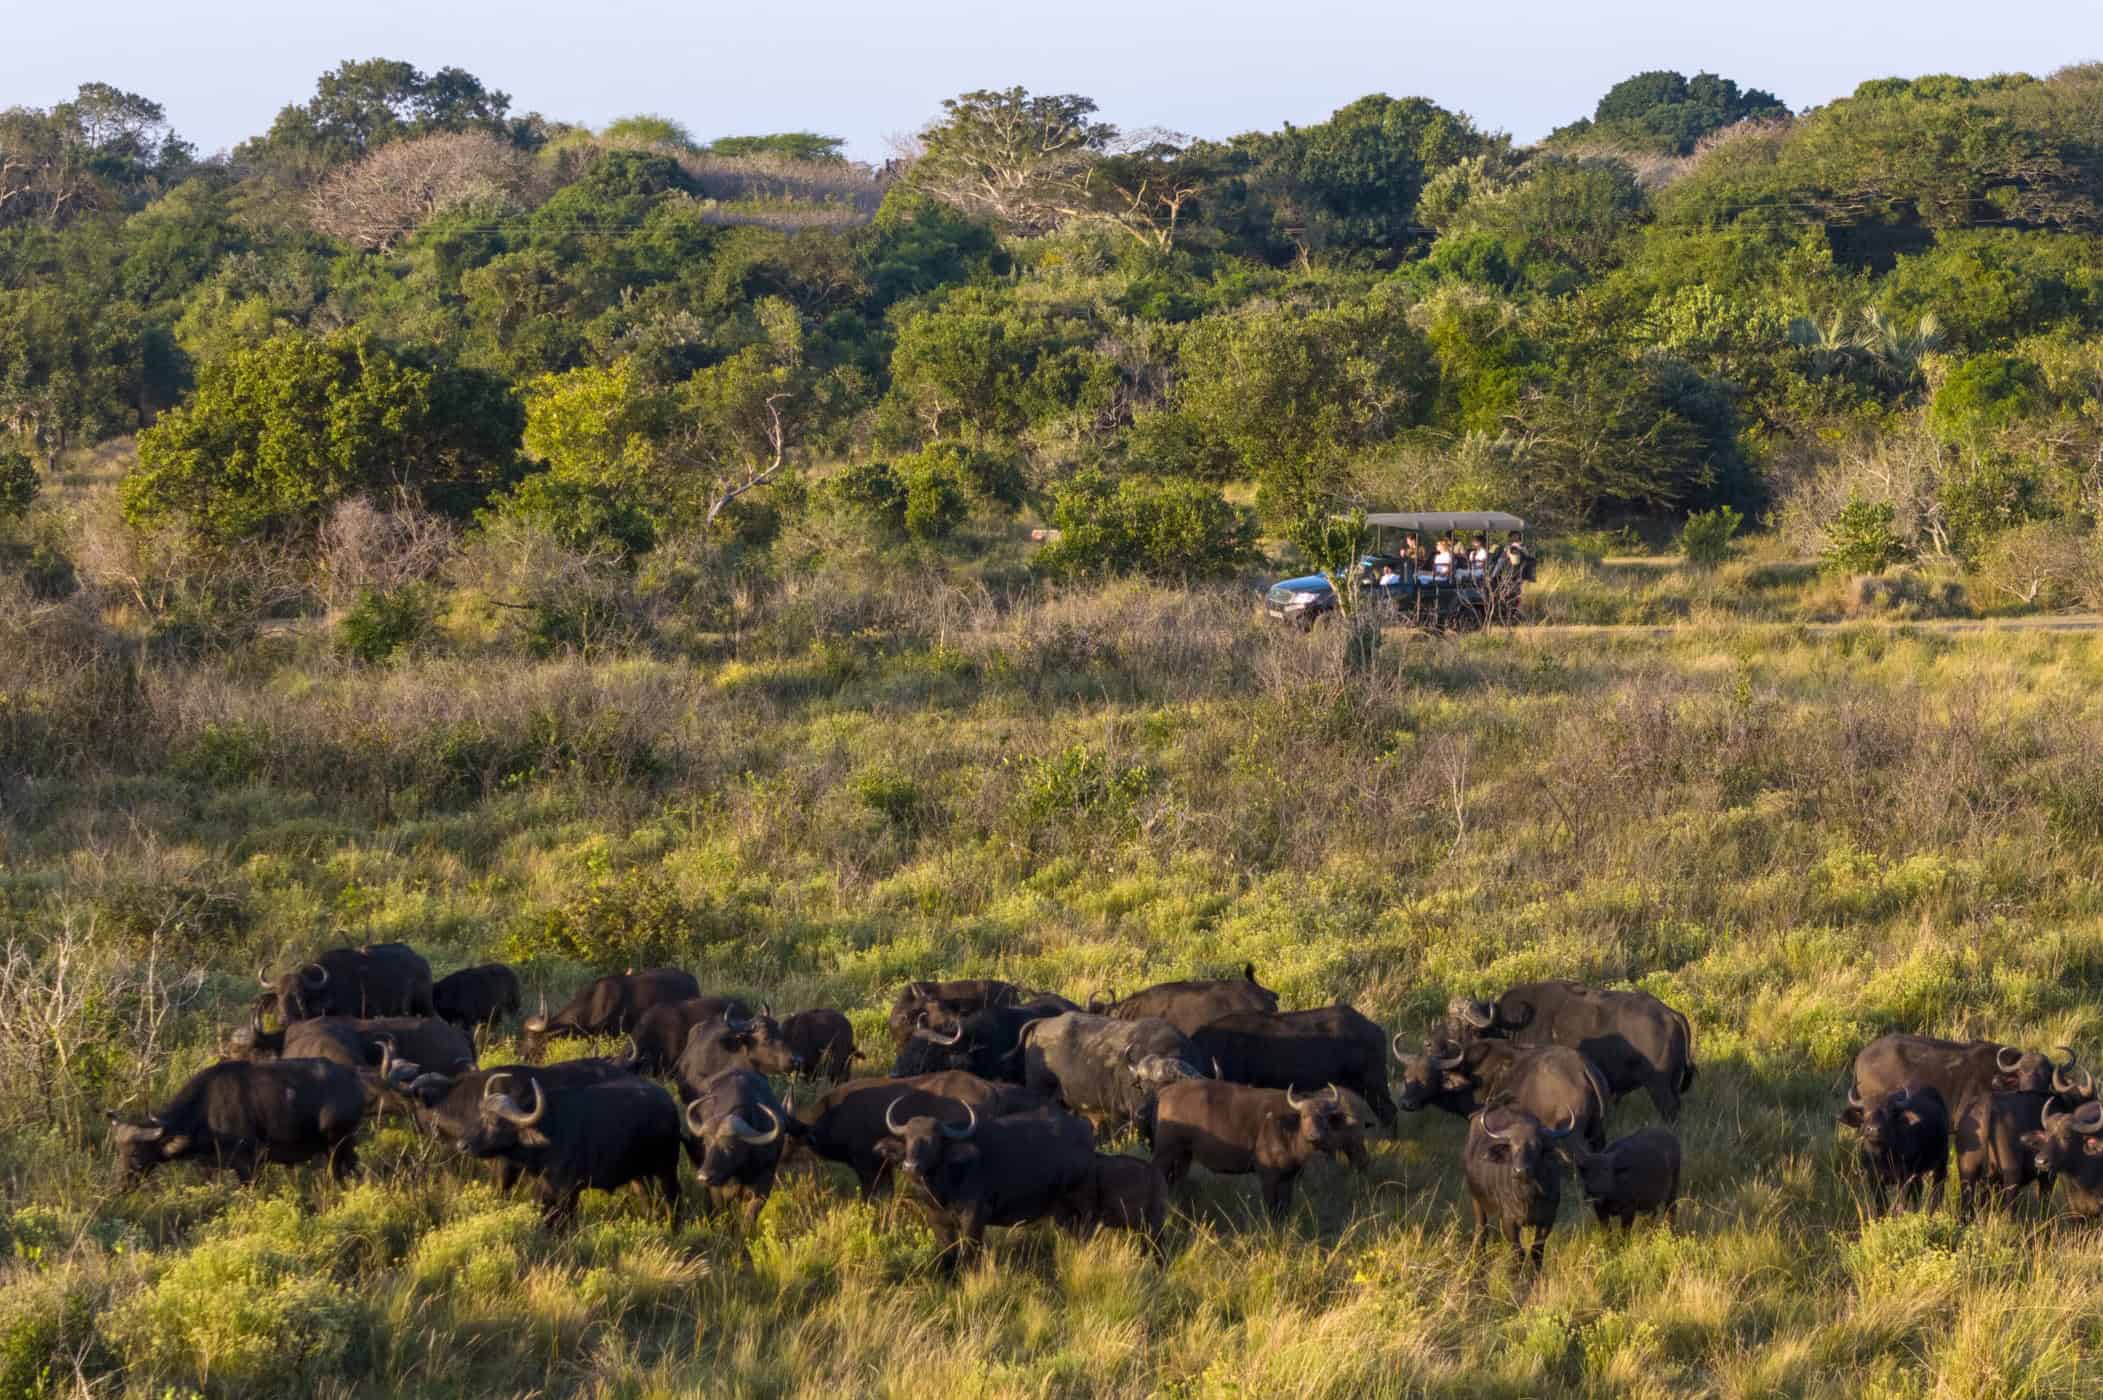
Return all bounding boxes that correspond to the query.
[413,1066,683,1228]
[431,964,522,1032]
[1394,1037,1610,1149]
[1149,1080,1365,1217]
[890,1003,1059,1083]
[259,942,435,1023]
[107,1058,369,1185]
[1055,1153,1170,1257]
[1849,1033,2070,1111]
[235,1010,473,1074]
[1566,1127,1681,1229]
[2021,1099,2103,1218]
[783,1009,861,1081]
[521,969,702,1059]
[1840,1082,1949,1215]
[887,979,1023,1048]
[673,1011,803,1101]
[1464,1106,1572,1269]
[1956,1090,2065,1218]
[877,1099,1097,1270]
[1019,1013,1206,1126]
[804,1073,1048,1197]
[626,996,756,1077]
[1099,964,1279,1036]
[680,1068,797,1219]
[1445,981,1695,1121]
[1191,1005,1398,1130]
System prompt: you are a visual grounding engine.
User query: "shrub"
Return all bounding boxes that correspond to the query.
[504,861,697,970]
[1678,504,1742,566]
[1820,497,1910,574]
[337,584,434,662]
[825,447,977,543]
[1972,519,2100,610]
[0,451,38,520]
[1036,473,1258,580]
[1017,744,1153,823]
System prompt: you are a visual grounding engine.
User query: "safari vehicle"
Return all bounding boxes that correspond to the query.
[1264,511,1531,633]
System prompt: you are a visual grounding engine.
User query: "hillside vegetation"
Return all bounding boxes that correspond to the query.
[5,55,2103,1399]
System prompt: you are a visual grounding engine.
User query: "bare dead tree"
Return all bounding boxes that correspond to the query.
[703,393,791,524]
[307,131,530,251]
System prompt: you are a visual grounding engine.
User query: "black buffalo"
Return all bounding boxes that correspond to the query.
[431,964,522,1032]
[887,979,1023,1048]
[1849,1033,2070,1112]
[626,996,756,1077]
[1149,1080,1365,1217]
[1019,1012,1205,1126]
[1192,1005,1398,1130]
[259,942,435,1023]
[1446,981,1695,1121]
[1055,1153,1170,1257]
[2021,1099,2103,1218]
[783,1008,861,1081]
[673,1011,803,1101]
[1099,963,1279,1036]
[1394,1037,1610,1149]
[410,1065,683,1228]
[233,1011,475,1077]
[877,1098,1096,1270]
[107,1058,370,1185]
[681,1068,797,1219]
[804,1072,1049,1197]
[1566,1127,1681,1229]
[1840,1082,1950,1215]
[521,968,702,1059]
[890,1003,1059,1083]
[1463,1106,1573,1269]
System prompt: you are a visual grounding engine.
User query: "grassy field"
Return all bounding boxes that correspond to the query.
[5,509,2103,1395]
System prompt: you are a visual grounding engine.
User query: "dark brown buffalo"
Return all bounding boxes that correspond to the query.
[887,979,1023,1048]
[783,1008,861,1081]
[1849,1034,2070,1113]
[1464,1106,1572,1270]
[877,1099,1097,1271]
[1149,1079,1364,1217]
[259,942,435,1023]
[521,969,702,1059]
[1099,963,1279,1036]
[625,996,755,1077]
[2021,1099,2103,1218]
[1840,1082,1950,1215]
[1055,1153,1170,1257]
[890,1003,1061,1083]
[1192,1005,1398,1130]
[409,1064,683,1228]
[673,1011,802,1101]
[233,1010,474,1075]
[1445,981,1695,1121]
[681,1068,797,1219]
[107,1058,369,1185]
[1566,1127,1681,1229]
[1019,1012,1206,1126]
[1393,1037,1610,1149]
[432,964,522,1031]
[803,1072,1049,1196]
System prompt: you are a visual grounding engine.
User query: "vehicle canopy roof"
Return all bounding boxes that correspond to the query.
[1363,511,1526,535]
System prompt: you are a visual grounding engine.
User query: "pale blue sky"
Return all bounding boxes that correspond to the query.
[7,0,2095,160]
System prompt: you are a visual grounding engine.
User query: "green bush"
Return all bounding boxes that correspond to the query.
[336,584,433,663]
[503,860,696,970]
[1035,473,1258,580]
[1018,744,1153,823]
[1820,497,1911,575]
[825,446,976,542]
[0,452,38,520]
[1678,505,1742,567]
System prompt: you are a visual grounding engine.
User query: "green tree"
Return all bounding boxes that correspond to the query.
[705,133,846,162]
[1560,71,1788,154]
[239,59,516,180]
[1036,473,1257,578]
[908,87,1117,235]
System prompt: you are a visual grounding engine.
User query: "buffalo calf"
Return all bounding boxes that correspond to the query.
[1567,1127,1680,1229]
[1056,1153,1169,1257]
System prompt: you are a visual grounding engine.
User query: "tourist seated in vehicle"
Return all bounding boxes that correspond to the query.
[1377,561,1403,588]
[1432,536,1456,580]
[1468,534,1490,577]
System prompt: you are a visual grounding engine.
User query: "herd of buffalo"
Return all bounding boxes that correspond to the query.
[102,942,2103,1270]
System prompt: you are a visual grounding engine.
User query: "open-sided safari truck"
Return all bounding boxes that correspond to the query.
[1264,511,1533,633]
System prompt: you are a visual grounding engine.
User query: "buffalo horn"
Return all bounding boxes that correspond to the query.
[1211,1058,1223,1080]
[913,1023,964,1047]
[300,963,329,990]
[1391,1031,1410,1061]
[490,1077,545,1127]
[483,1072,513,1101]
[1998,1045,2024,1072]
[884,1095,911,1136]
[2043,1099,2072,1133]
[682,1099,708,1139]
[2076,1101,2103,1134]
[1449,997,1494,1030]
[1482,1111,1513,1143]
[257,966,274,989]
[942,1102,977,1140]
[1434,1049,1466,1070]
[733,1105,783,1146]
[1847,1084,1864,1109]
[1285,1084,1310,1110]
[1544,1109,1577,1141]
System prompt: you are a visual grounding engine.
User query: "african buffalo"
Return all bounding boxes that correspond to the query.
[1446,981,1695,1121]
[107,1058,369,1185]
[890,1003,1060,1083]
[431,964,522,1032]
[626,996,756,1077]
[521,968,702,1059]
[1393,1037,1610,1149]
[259,942,435,1023]
[1840,1082,1949,1215]
[877,1099,1097,1270]
[680,1068,797,1219]
[804,1072,1049,1197]
[1463,1106,1573,1270]
[1849,1033,2071,1112]
[673,1011,803,1100]
[886,979,1022,1048]
[233,1011,474,1077]
[1019,1012,1205,1126]
[2021,1099,2103,1218]
[783,1008,861,1081]
[1566,1127,1681,1229]
[1055,1153,1170,1257]
[1099,963,1279,1036]
[1192,1005,1398,1130]
[1149,1080,1365,1217]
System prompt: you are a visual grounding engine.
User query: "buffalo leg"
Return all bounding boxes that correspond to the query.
[1646,1075,1682,1123]
[1469,1197,1490,1251]
[1260,1168,1299,1219]
[1593,1202,1613,1228]
[1152,1141,1193,1190]
[538,1182,580,1231]
[1527,1224,1551,1271]
[327,1136,360,1183]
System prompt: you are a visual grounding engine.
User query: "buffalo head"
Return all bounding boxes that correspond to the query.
[681,1097,785,1186]
[877,1096,977,1184]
